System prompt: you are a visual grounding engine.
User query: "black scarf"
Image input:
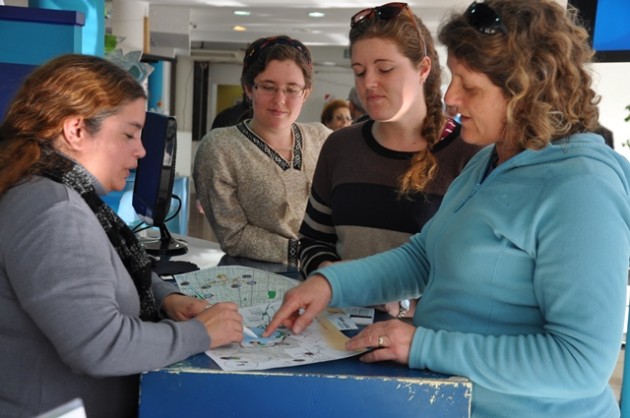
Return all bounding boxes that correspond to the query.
[38,150,160,321]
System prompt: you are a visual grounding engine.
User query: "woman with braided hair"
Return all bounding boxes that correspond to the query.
[298,2,480,317]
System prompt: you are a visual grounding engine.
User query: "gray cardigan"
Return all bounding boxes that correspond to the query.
[0,176,210,418]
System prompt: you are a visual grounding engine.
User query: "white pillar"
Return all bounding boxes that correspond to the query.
[109,0,148,54]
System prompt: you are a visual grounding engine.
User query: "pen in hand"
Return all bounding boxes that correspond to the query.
[243,325,258,339]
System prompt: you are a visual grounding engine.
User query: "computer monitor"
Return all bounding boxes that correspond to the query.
[133,111,188,256]
[570,0,630,63]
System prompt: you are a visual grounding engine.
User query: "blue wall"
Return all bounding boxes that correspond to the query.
[0,5,85,117]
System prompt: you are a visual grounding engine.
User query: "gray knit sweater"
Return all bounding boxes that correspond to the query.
[0,176,210,418]
[193,121,330,265]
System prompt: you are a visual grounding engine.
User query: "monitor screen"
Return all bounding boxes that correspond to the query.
[133,112,177,226]
[132,111,188,256]
[570,0,630,62]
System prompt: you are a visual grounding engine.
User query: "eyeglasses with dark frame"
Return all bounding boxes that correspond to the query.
[464,1,507,35]
[252,82,307,100]
[350,2,427,57]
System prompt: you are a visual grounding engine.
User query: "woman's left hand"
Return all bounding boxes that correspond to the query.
[161,293,209,321]
[345,319,416,364]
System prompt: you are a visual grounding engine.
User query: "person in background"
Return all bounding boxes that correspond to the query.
[320,99,353,130]
[267,1,630,417]
[193,35,331,267]
[0,54,244,418]
[347,86,369,123]
[595,123,614,148]
[210,92,252,130]
[298,2,480,318]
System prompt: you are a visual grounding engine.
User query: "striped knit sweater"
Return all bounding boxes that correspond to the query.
[299,119,480,275]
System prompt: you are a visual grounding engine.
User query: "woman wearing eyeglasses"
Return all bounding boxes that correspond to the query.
[193,36,331,267]
[267,1,630,416]
[298,2,480,317]
[320,99,353,131]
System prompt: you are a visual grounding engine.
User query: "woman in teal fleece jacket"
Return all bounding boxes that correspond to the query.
[266,1,630,416]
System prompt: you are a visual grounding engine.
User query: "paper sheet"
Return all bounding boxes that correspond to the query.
[174,266,366,371]
[174,265,299,307]
[206,302,366,371]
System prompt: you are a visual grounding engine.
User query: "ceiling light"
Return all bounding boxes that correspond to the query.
[233,25,247,32]
[308,12,325,18]
[234,10,250,16]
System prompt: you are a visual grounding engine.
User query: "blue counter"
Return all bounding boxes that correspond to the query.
[139,236,472,417]
[140,352,471,417]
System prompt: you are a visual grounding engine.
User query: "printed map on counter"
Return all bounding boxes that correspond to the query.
[174,265,299,307]
[174,266,365,371]
[206,302,366,371]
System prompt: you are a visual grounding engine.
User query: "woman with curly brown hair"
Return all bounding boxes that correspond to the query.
[268,1,630,416]
[298,3,481,319]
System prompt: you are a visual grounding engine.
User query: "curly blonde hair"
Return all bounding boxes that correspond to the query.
[439,0,600,150]
[350,8,444,195]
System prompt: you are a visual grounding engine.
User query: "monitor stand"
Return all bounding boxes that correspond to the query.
[140,223,188,256]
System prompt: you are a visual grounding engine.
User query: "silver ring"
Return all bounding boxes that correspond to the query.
[377,335,385,348]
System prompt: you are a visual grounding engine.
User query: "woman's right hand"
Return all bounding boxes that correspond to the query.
[195,302,244,348]
[263,274,332,336]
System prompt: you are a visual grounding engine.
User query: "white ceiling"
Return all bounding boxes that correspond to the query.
[2,0,471,66]
[144,0,470,66]
[5,0,569,66]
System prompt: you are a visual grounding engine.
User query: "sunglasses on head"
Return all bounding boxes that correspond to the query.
[350,2,427,56]
[464,1,507,35]
[351,2,411,28]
